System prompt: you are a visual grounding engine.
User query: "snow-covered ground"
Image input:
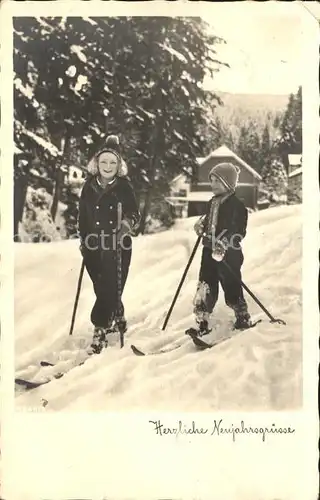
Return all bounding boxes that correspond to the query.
[14,204,302,411]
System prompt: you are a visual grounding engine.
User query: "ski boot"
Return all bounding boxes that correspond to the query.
[88,327,108,355]
[114,317,127,335]
[232,299,253,330]
[185,319,212,338]
[233,312,252,330]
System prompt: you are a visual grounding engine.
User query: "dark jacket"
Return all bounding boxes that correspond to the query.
[202,193,248,252]
[78,175,140,252]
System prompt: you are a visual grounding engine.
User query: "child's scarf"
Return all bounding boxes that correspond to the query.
[206,192,231,239]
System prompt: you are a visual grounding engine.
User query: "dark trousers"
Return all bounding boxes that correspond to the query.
[83,243,132,328]
[194,247,248,322]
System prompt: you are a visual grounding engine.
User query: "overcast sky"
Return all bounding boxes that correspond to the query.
[201,4,307,95]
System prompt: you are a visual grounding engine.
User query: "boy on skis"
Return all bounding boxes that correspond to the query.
[78,135,140,354]
[189,162,252,337]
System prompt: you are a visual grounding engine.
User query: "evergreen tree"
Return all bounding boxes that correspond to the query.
[225,130,236,151]
[259,124,272,176]
[273,112,282,129]
[63,184,80,238]
[14,16,226,237]
[275,86,302,172]
[261,155,288,201]
[205,116,225,152]
[236,123,261,173]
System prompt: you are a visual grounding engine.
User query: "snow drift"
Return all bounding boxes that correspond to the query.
[14,204,302,411]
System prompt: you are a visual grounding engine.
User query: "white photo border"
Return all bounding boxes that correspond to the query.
[0,2,319,499]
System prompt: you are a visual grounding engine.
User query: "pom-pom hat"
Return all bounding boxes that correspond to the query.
[96,135,121,161]
[87,135,128,177]
[208,162,240,192]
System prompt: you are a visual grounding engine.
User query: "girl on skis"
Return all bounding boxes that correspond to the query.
[190,161,252,336]
[78,135,140,354]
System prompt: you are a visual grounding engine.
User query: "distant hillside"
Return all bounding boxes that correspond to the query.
[215,91,289,115]
[206,91,290,144]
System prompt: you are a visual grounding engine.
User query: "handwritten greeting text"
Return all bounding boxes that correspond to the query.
[149,419,295,442]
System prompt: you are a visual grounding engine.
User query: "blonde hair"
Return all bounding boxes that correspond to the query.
[87,154,128,177]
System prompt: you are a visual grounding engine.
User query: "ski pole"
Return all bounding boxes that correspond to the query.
[69,258,85,336]
[162,235,202,331]
[116,202,125,348]
[220,260,286,325]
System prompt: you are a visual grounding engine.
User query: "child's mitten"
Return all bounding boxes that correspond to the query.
[211,239,228,261]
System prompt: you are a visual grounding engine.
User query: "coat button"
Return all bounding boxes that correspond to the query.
[96,205,99,209]
[96,221,100,226]
[109,205,113,209]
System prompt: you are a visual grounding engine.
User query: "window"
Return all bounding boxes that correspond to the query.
[179,189,187,197]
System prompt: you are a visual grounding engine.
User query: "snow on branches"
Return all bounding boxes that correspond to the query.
[21,126,62,158]
[158,43,188,64]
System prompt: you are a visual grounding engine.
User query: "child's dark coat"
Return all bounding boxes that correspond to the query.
[195,193,249,321]
[202,193,248,257]
[78,175,140,327]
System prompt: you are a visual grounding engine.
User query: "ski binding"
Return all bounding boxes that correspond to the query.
[186,319,262,349]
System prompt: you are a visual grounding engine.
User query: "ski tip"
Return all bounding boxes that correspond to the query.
[40,361,54,367]
[185,327,199,338]
[130,344,145,356]
[191,336,212,349]
[15,378,44,390]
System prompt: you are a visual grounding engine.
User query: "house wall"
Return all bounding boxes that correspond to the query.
[194,155,255,188]
[187,184,258,216]
[236,184,258,208]
[187,201,208,217]
[170,175,190,197]
[191,154,259,209]
[169,151,261,215]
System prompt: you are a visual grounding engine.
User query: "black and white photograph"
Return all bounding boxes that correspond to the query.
[11,6,308,412]
[1,1,319,499]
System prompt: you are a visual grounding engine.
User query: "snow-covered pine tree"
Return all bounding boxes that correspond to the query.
[22,187,61,242]
[236,123,261,173]
[261,156,288,203]
[259,124,272,176]
[14,16,226,236]
[275,86,302,173]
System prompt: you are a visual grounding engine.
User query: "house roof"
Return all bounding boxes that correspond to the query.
[169,145,262,186]
[198,145,262,181]
[170,169,192,185]
[288,167,302,178]
[170,173,184,184]
[288,154,302,166]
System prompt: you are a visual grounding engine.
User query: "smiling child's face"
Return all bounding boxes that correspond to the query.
[98,152,118,180]
[210,174,228,195]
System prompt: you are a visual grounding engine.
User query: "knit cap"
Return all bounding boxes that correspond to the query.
[209,162,240,192]
[96,135,121,163]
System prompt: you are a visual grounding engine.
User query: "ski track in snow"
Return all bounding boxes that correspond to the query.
[14,205,302,411]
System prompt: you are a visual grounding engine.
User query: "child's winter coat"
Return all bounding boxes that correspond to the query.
[194,192,250,328]
[201,193,248,261]
[78,175,140,328]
